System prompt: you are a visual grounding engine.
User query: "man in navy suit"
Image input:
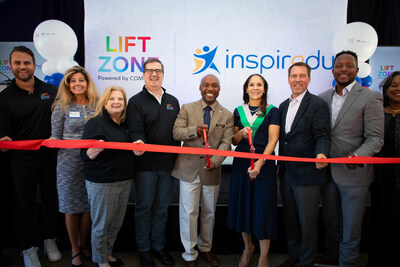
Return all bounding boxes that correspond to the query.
[277,62,331,267]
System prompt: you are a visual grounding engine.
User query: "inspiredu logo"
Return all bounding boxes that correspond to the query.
[192,46,220,75]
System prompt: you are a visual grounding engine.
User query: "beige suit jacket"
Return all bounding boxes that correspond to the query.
[171,100,234,185]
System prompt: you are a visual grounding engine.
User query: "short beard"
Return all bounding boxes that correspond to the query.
[15,73,34,82]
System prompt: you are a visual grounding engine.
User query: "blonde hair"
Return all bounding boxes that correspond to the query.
[52,66,99,111]
[93,86,128,124]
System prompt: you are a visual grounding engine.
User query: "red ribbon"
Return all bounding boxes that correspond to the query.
[203,128,211,168]
[247,128,255,180]
[247,128,255,169]
[1,139,399,164]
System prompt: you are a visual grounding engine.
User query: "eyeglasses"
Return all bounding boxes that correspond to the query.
[144,69,163,75]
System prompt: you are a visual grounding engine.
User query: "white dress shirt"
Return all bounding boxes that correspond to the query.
[285,90,307,133]
[146,88,164,104]
[331,80,356,126]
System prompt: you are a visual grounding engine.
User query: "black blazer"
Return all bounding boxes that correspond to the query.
[278,90,331,186]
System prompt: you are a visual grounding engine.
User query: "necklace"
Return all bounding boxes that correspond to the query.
[249,106,260,111]
[249,105,260,115]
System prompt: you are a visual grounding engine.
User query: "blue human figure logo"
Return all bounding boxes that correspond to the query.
[193,46,220,74]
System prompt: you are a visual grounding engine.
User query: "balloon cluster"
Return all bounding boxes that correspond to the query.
[332,22,378,89]
[33,20,79,86]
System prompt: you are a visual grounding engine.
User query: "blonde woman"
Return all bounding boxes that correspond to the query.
[51,66,99,266]
[81,86,136,267]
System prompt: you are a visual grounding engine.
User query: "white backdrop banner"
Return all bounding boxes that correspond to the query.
[84,0,347,111]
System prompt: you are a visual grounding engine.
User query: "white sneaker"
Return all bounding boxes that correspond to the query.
[43,238,62,262]
[22,247,41,267]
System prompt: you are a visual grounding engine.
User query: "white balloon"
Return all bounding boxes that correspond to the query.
[33,20,78,61]
[41,60,59,76]
[357,62,372,78]
[57,59,79,74]
[333,22,378,61]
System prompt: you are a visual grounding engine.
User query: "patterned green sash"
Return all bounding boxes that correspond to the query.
[237,104,274,138]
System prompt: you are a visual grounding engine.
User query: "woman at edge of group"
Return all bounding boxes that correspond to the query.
[227,74,280,267]
[50,66,99,267]
[367,71,400,267]
[81,86,137,267]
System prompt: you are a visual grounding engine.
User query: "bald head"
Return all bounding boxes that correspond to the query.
[200,74,219,85]
[199,74,220,105]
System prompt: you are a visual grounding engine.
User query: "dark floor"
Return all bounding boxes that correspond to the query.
[3,248,368,267]
[2,166,371,267]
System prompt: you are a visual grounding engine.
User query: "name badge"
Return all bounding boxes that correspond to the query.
[69,111,81,118]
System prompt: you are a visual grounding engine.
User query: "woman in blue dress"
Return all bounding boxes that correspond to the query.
[228,74,280,267]
[51,66,99,266]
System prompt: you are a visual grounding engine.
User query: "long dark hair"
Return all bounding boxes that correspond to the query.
[242,74,268,116]
[379,71,400,107]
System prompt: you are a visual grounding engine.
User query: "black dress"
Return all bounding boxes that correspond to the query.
[368,112,400,266]
[227,105,280,240]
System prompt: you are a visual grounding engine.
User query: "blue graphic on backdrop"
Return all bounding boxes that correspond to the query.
[193,46,220,75]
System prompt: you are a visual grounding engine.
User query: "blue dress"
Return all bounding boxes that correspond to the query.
[227,105,280,240]
[51,103,95,214]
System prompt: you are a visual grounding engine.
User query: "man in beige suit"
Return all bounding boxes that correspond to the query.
[172,74,234,267]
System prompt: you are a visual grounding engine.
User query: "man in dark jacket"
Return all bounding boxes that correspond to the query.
[126,58,180,267]
[0,46,61,267]
[277,62,331,267]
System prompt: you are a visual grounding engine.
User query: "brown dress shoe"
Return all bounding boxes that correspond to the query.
[278,259,298,267]
[184,260,196,267]
[200,251,220,266]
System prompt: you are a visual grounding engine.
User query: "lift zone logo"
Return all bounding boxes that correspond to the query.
[192,45,335,75]
[378,65,396,77]
[97,36,158,82]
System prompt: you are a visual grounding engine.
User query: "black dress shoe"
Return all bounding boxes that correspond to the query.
[0,253,13,266]
[153,249,175,266]
[140,251,155,267]
[71,252,83,267]
[108,258,124,266]
[314,255,339,266]
[278,259,298,267]
[80,247,92,261]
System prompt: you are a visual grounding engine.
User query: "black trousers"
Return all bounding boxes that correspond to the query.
[368,181,400,267]
[11,155,59,250]
[0,152,14,251]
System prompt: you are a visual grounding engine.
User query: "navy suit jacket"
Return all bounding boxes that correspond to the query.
[278,90,331,186]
